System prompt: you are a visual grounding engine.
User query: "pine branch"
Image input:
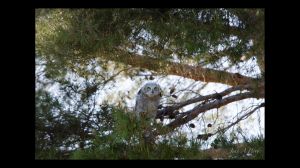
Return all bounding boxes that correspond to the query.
[110,48,264,92]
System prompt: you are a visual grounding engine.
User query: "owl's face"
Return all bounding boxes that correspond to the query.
[141,82,162,98]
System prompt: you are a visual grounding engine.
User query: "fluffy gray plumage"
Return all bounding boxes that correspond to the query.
[134,82,162,120]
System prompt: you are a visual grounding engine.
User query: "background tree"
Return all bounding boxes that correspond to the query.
[35,8,264,159]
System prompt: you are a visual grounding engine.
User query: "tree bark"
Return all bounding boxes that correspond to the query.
[106,49,264,98]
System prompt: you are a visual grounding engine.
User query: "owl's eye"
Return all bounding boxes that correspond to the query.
[154,87,159,91]
[146,87,151,91]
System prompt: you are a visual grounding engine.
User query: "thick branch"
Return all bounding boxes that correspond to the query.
[109,49,262,88]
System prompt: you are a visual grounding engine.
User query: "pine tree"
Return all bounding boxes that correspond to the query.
[35,8,265,159]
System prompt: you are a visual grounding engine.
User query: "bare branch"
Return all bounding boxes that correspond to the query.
[197,103,265,140]
[101,67,133,85]
[211,102,265,136]
[156,84,253,118]
[166,92,255,130]
[152,91,256,137]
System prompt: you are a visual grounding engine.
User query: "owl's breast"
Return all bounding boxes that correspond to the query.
[144,99,159,118]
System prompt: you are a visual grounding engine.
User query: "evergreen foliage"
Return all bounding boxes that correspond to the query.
[35,8,265,159]
[36,8,265,80]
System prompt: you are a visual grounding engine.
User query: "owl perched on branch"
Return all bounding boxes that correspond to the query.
[134,82,162,121]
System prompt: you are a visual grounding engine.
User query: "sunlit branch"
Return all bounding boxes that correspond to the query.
[111,47,263,91]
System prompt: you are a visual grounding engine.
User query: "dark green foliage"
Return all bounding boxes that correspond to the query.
[68,108,264,160]
[35,89,82,159]
[228,136,264,160]
[35,85,114,159]
[36,90,264,159]
[70,108,210,160]
[36,8,265,81]
[211,133,235,149]
[35,147,62,160]
[209,132,264,160]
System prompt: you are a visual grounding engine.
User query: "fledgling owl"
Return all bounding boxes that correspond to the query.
[134,82,162,120]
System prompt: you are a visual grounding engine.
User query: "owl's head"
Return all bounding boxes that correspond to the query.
[139,82,162,98]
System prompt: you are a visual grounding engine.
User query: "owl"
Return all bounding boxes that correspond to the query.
[134,82,162,120]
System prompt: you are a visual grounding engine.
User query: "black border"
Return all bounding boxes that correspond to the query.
[9,2,278,161]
